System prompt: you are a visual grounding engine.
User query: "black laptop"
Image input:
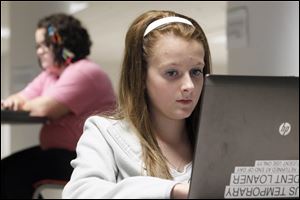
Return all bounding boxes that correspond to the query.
[189,75,299,199]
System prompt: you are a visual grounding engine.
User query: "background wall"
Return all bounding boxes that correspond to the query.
[227,1,299,76]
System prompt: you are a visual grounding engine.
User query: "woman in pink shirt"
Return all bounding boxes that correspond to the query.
[1,13,116,198]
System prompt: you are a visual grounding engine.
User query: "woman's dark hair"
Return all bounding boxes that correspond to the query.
[37,13,92,67]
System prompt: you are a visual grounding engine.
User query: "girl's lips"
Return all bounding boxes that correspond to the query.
[176,100,193,104]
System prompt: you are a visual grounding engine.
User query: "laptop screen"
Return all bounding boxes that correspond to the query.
[189,75,299,199]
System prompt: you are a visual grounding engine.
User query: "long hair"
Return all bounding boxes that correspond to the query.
[117,10,211,179]
[37,13,92,67]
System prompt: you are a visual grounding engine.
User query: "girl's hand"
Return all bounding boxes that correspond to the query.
[171,183,190,199]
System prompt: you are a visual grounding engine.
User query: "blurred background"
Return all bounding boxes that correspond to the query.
[1,0,299,160]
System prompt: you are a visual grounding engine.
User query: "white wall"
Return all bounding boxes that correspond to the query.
[227,1,299,76]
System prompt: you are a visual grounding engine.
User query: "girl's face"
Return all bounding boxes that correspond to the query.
[146,34,205,121]
[35,28,60,74]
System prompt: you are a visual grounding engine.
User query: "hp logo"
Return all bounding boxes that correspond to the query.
[279,122,291,136]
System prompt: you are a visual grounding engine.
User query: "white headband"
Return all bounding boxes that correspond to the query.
[143,16,194,37]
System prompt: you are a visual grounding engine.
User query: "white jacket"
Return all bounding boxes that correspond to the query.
[62,116,192,199]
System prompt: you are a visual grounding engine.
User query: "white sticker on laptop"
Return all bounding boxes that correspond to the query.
[224,160,299,198]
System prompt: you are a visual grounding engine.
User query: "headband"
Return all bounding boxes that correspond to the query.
[144,16,194,37]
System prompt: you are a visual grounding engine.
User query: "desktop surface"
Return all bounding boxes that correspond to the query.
[1,109,48,124]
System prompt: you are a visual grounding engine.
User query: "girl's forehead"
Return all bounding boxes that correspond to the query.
[150,36,204,59]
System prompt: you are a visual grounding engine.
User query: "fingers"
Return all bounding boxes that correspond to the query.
[1,99,13,110]
[13,98,20,111]
[1,99,21,111]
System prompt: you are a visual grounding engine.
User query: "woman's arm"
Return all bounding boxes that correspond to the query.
[22,96,70,119]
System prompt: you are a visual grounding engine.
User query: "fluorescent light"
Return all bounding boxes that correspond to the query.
[69,2,88,14]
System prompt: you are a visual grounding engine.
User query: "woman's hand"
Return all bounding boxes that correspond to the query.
[171,183,190,199]
[1,94,27,111]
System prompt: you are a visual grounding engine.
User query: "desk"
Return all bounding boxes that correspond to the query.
[1,110,48,124]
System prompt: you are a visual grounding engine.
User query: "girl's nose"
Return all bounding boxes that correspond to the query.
[181,73,194,93]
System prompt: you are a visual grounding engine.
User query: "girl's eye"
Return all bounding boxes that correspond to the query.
[166,70,178,77]
[191,68,203,77]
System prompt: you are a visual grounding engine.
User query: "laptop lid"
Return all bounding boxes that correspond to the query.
[189,75,299,199]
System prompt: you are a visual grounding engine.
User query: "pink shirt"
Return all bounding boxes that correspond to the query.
[20,59,116,151]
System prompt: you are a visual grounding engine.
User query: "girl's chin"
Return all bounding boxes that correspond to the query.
[173,111,193,119]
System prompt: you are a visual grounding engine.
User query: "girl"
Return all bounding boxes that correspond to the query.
[63,10,211,199]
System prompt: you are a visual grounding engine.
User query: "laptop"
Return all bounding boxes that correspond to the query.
[188,75,299,199]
